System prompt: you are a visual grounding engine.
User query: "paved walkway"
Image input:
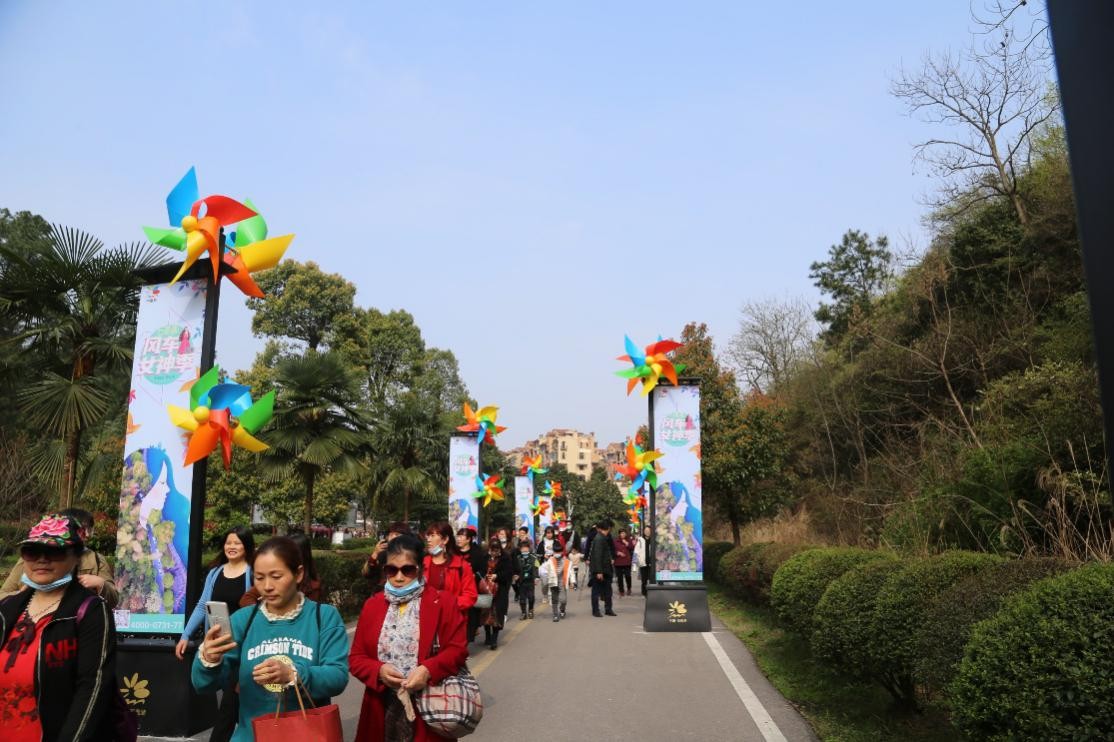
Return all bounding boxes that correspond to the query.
[145,578,816,741]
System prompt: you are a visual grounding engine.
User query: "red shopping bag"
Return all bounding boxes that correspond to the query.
[251,681,343,742]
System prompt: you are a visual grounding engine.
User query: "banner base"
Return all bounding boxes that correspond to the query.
[643,584,711,632]
[117,638,217,737]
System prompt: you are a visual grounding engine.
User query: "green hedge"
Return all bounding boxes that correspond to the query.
[811,557,903,685]
[872,551,1003,708]
[950,563,1114,741]
[770,547,885,636]
[703,541,734,583]
[314,551,373,620]
[718,542,813,605]
[917,557,1072,690]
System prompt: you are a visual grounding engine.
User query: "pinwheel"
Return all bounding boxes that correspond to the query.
[614,440,663,496]
[166,365,274,469]
[615,335,686,396]
[627,507,641,526]
[473,473,505,508]
[552,510,567,527]
[457,403,506,446]
[542,480,562,499]
[520,453,548,483]
[531,499,550,518]
[143,168,294,295]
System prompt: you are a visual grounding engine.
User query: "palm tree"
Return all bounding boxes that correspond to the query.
[260,351,366,534]
[368,391,444,522]
[0,225,165,507]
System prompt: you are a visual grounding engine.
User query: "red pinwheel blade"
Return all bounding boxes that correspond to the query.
[646,340,682,356]
[192,195,258,226]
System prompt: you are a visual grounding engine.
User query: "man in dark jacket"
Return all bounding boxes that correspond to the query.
[589,519,617,617]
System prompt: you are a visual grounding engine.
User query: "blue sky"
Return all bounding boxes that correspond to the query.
[0,2,980,448]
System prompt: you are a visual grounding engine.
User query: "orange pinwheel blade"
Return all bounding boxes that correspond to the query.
[223,253,265,297]
[184,424,219,466]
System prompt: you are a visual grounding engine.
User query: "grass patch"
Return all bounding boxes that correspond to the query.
[707,584,955,742]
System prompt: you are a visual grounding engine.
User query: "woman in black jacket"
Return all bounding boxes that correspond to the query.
[0,514,118,742]
[482,538,514,649]
[456,527,488,643]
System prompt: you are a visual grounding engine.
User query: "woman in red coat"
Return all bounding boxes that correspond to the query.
[350,534,469,742]
[423,521,478,615]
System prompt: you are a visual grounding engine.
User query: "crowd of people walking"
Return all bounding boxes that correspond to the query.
[0,511,652,741]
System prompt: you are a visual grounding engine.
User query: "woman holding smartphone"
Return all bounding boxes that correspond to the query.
[192,536,349,742]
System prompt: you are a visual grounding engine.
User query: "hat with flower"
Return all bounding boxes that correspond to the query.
[20,513,84,552]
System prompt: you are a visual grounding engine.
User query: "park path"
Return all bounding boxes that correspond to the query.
[145,576,816,741]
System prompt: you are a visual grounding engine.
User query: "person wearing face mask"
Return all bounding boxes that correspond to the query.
[482,539,514,649]
[350,534,469,741]
[192,537,349,742]
[423,522,477,619]
[0,514,120,741]
[0,507,118,608]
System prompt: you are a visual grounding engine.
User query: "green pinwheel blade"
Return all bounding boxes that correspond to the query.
[674,362,687,375]
[615,368,645,379]
[234,198,268,247]
[237,390,275,434]
[143,226,187,250]
[190,366,222,410]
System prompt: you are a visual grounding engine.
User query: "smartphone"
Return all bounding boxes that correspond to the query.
[205,601,232,638]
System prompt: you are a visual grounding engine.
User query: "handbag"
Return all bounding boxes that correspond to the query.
[251,680,343,742]
[414,634,483,738]
[474,577,494,609]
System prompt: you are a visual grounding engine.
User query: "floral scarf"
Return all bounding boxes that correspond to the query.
[379,581,424,741]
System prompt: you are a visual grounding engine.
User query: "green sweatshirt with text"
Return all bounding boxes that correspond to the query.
[192,598,349,742]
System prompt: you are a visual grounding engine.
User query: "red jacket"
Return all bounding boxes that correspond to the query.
[349,588,469,742]
[422,554,478,611]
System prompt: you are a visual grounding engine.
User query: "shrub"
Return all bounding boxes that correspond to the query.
[718,542,813,605]
[811,556,903,684]
[771,547,887,636]
[917,557,1073,691]
[951,564,1114,741]
[314,551,373,620]
[872,551,1003,709]
[703,541,734,582]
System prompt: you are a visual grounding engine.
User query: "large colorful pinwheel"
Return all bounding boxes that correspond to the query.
[627,507,641,527]
[615,335,686,396]
[473,473,506,508]
[542,480,562,499]
[614,439,663,496]
[553,510,568,528]
[520,453,547,483]
[143,167,294,294]
[457,403,506,446]
[166,366,274,469]
[532,499,550,518]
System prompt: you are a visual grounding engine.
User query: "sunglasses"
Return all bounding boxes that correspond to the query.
[20,545,69,562]
[383,564,419,579]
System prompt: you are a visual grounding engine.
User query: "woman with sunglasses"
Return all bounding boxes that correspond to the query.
[0,514,119,741]
[350,534,468,741]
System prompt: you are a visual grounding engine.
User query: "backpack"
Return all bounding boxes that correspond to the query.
[76,596,139,742]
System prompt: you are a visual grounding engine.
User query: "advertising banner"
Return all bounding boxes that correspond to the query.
[514,477,534,541]
[113,280,207,634]
[651,383,703,581]
[536,495,553,532]
[448,433,481,532]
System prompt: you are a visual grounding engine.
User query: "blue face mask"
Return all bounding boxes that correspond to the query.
[21,573,73,592]
[384,578,423,598]
[429,545,444,556]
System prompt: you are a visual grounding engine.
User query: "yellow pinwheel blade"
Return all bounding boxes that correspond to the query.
[232,426,269,452]
[167,405,199,432]
[477,405,499,421]
[238,234,294,272]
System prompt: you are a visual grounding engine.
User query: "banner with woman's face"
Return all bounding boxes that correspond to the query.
[113,280,206,634]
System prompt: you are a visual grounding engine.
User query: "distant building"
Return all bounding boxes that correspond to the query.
[508,432,628,483]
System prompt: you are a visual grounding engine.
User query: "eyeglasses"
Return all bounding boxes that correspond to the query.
[20,545,69,562]
[383,564,419,578]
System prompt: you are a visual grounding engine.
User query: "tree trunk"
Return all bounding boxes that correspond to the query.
[730,518,741,546]
[403,485,410,523]
[60,427,82,509]
[302,470,315,535]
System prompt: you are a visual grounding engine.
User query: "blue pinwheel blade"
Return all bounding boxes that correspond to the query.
[206,384,255,416]
[166,167,199,227]
[624,335,645,366]
[475,475,485,490]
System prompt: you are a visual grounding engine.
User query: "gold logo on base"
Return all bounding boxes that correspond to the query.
[120,672,150,716]
[667,600,688,623]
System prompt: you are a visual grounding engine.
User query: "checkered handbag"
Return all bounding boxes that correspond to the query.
[414,635,483,737]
